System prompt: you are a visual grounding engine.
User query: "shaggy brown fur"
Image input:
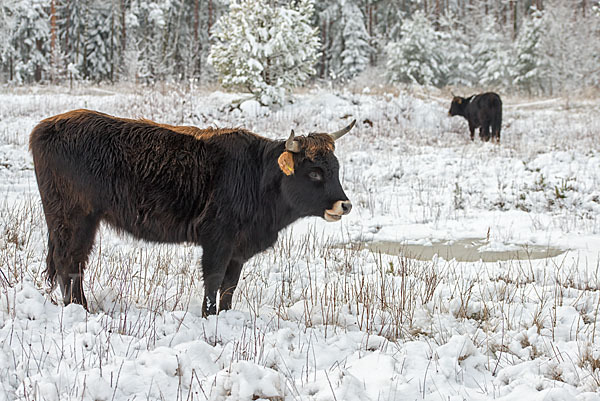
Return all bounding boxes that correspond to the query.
[295,134,335,160]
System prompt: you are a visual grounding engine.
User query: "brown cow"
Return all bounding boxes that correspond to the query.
[30,109,354,316]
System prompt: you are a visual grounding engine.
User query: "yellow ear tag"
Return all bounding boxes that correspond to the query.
[278,151,295,175]
[457,98,462,104]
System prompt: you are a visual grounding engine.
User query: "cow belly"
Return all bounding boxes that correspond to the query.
[102,208,195,244]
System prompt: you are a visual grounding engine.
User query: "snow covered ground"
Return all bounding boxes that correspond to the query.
[1,84,600,400]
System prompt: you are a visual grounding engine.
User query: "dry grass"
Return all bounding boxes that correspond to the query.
[1,85,600,399]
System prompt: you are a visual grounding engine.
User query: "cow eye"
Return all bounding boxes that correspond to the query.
[308,170,323,182]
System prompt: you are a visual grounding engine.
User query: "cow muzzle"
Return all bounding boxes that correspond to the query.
[324,200,352,222]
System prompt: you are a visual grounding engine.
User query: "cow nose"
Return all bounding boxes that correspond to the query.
[341,200,352,215]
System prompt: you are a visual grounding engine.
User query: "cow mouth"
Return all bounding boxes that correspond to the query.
[324,211,343,222]
[324,200,352,222]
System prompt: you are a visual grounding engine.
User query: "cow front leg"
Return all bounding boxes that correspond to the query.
[468,123,475,141]
[219,259,244,312]
[201,245,232,317]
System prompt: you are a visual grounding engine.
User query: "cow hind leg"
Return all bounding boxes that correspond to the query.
[492,122,501,143]
[45,234,57,288]
[48,211,100,309]
[480,123,491,142]
[219,259,243,312]
[35,167,99,308]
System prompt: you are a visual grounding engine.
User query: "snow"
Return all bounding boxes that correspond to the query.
[1,84,600,400]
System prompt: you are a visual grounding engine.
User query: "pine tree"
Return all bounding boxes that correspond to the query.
[385,11,446,86]
[57,0,87,81]
[164,0,195,81]
[318,0,371,81]
[10,0,50,82]
[437,12,476,87]
[0,1,17,81]
[130,1,169,82]
[471,15,513,89]
[339,0,372,80]
[315,2,339,79]
[539,0,600,92]
[120,2,141,82]
[513,7,547,94]
[208,0,320,105]
[85,1,120,81]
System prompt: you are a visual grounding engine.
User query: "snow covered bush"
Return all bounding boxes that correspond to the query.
[208,0,320,106]
[384,12,446,87]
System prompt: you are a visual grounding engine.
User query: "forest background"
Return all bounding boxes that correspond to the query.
[0,0,599,101]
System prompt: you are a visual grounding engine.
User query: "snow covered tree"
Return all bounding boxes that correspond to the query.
[319,0,371,81]
[0,1,17,81]
[385,12,446,86]
[513,8,548,94]
[129,1,169,82]
[163,0,196,81]
[471,15,513,89]
[208,0,320,105]
[84,1,120,81]
[9,0,50,82]
[339,0,372,80]
[57,0,86,81]
[538,0,600,92]
[56,0,123,82]
[437,12,476,87]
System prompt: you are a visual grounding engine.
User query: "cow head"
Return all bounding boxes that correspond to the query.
[448,96,467,117]
[278,120,355,222]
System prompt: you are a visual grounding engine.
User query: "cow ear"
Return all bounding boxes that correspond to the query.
[278,151,295,175]
[457,98,462,104]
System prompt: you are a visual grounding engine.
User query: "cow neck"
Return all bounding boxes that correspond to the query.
[259,141,302,233]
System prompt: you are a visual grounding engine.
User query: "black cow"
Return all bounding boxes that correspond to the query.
[448,92,502,142]
[29,110,355,316]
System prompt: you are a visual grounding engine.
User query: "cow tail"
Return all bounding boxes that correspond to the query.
[493,98,503,137]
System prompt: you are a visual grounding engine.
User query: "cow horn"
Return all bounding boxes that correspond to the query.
[329,119,356,141]
[285,130,301,153]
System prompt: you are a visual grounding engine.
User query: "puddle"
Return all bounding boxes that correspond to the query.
[348,238,566,262]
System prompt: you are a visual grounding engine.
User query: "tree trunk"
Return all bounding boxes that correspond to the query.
[121,0,127,54]
[110,2,115,82]
[208,0,213,35]
[511,0,517,39]
[320,18,327,78]
[371,4,377,65]
[194,0,199,43]
[65,1,71,74]
[194,0,201,79]
[50,0,57,82]
[35,39,43,82]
